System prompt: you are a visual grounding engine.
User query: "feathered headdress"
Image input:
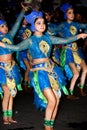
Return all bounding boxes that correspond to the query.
[0,20,6,26]
[60,3,72,19]
[24,11,43,31]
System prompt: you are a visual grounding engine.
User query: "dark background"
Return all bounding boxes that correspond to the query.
[0,0,87,28]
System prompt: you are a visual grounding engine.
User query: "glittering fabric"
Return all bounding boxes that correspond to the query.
[4,32,79,110]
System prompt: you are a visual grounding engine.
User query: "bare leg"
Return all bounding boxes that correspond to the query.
[67,63,79,99]
[2,86,10,124]
[8,96,17,123]
[23,59,31,92]
[50,90,60,130]
[79,60,87,96]
[43,88,57,130]
[23,59,30,82]
[8,96,13,110]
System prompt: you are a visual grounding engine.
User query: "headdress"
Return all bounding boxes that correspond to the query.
[24,11,43,31]
[60,3,72,19]
[0,20,6,35]
[0,20,6,26]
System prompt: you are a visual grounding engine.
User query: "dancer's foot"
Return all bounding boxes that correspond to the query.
[67,95,79,100]
[44,126,52,130]
[50,127,54,130]
[8,117,17,123]
[3,120,10,125]
[80,89,87,96]
[3,118,10,125]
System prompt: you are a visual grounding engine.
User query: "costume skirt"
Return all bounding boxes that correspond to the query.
[60,46,85,80]
[29,60,67,111]
[0,61,22,97]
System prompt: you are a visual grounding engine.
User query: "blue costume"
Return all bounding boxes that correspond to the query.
[3,11,80,110]
[16,24,31,70]
[51,45,61,65]
[60,25,87,79]
[47,22,58,36]
[57,21,87,80]
[48,4,87,80]
[0,11,25,98]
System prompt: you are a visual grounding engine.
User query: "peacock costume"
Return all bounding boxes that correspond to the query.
[58,20,87,80]
[0,11,25,98]
[16,22,32,70]
[2,11,80,110]
[60,3,87,80]
[49,3,87,80]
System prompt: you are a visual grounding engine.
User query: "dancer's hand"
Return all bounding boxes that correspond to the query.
[21,0,32,12]
[78,33,87,40]
[21,2,27,11]
[0,41,5,48]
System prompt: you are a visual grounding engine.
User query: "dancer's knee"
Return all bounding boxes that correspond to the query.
[73,71,79,79]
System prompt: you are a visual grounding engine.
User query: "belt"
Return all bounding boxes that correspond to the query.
[30,60,54,72]
[0,61,15,71]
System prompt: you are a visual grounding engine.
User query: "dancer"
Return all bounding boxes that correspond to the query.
[48,3,87,99]
[16,16,31,90]
[0,11,87,130]
[59,3,87,99]
[0,3,26,124]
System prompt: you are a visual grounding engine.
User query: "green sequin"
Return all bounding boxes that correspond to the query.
[62,86,69,95]
[3,111,8,117]
[8,110,12,117]
[50,120,54,127]
[33,71,47,104]
[78,84,84,89]
[69,89,74,95]
[60,48,66,69]
[0,92,3,99]
[44,119,51,127]
[17,84,23,91]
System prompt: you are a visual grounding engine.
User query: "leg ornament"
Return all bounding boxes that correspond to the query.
[78,84,86,96]
[8,110,17,123]
[44,119,51,127]
[3,110,10,124]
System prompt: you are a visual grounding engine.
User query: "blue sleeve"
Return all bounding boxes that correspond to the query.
[77,22,87,33]
[5,37,32,51]
[49,35,78,45]
[48,23,64,37]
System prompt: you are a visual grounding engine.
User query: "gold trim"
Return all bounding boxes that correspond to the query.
[30,61,54,73]
[0,61,15,71]
[65,43,78,51]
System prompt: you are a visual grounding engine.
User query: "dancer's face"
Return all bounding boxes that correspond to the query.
[66,8,74,22]
[44,12,52,22]
[0,23,8,35]
[34,17,46,33]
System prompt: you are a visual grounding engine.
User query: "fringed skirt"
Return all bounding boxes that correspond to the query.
[0,61,22,97]
[29,60,67,111]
